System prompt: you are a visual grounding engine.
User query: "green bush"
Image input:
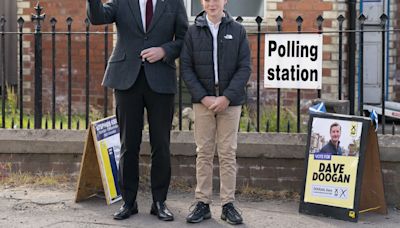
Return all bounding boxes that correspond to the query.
[239,104,305,133]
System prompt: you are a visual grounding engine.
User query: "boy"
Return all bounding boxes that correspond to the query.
[180,0,251,224]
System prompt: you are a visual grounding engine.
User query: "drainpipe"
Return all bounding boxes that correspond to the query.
[348,0,356,115]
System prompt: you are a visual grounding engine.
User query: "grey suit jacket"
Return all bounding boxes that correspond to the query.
[87,0,188,93]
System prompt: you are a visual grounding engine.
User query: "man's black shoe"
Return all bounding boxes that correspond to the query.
[221,203,243,225]
[186,201,211,223]
[113,202,138,220]
[150,201,174,221]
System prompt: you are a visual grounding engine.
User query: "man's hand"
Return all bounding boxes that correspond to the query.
[209,96,230,113]
[201,96,216,108]
[140,47,166,63]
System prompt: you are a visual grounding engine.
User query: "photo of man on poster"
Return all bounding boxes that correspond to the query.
[309,119,361,157]
[319,122,343,155]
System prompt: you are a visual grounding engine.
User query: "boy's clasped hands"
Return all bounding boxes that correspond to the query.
[201,96,230,113]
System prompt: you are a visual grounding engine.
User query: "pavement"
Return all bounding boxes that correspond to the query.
[0,186,399,228]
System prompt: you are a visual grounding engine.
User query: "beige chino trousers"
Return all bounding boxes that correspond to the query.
[193,103,242,205]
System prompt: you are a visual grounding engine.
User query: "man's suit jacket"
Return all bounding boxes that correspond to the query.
[87,0,188,93]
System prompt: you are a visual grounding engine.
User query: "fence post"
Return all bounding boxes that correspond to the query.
[104,25,109,118]
[275,16,283,133]
[337,15,345,100]
[358,14,366,116]
[18,17,25,128]
[1,16,6,128]
[348,0,356,115]
[66,17,73,129]
[31,2,45,129]
[50,17,57,129]
[316,15,324,99]
[380,14,388,135]
[256,16,263,132]
[85,18,90,129]
[296,16,303,133]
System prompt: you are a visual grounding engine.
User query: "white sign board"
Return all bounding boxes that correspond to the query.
[264,34,323,89]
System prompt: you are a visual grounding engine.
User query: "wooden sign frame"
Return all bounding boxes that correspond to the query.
[75,116,122,205]
[299,113,387,222]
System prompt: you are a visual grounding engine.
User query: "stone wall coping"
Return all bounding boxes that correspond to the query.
[0,129,399,162]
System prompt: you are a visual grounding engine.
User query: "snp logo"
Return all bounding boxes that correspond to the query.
[350,122,358,137]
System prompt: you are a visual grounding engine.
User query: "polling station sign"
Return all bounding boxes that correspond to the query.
[299,113,387,222]
[264,34,323,89]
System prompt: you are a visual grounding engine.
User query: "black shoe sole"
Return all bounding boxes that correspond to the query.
[186,212,212,223]
[221,214,243,225]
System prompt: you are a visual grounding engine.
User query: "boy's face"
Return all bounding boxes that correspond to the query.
[201,0,227,18]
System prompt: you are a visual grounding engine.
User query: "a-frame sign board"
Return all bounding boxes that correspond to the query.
[358,126,387,215]
[299,113,387,222]
[75,116,122,205]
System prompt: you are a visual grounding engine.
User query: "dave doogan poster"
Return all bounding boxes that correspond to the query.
[304,117,363,209]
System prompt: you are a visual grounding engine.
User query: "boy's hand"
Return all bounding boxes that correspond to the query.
[201,96,216,108]
[209,96,230,113]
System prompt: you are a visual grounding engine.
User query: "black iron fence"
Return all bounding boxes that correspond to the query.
[0,4,399,135]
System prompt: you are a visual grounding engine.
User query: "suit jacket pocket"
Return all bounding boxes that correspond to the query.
[109,52,126,63]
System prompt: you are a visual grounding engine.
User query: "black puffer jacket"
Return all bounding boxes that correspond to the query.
[180,11,251,106]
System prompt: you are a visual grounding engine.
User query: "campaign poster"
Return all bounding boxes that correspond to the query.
[92,116,122,204]
[304,117,363,209]
[264,34,323,89]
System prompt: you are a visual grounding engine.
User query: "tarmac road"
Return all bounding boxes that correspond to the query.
[0,187,399,228]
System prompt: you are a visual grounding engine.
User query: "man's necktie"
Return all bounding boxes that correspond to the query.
[146,0,153,31]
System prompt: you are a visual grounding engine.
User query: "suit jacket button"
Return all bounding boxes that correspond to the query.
[144,36,148,40]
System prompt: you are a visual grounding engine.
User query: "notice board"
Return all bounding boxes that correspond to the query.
[299,113,386,222]
[75,116,122,205]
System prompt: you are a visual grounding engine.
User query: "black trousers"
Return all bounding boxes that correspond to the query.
[115,68,174,205]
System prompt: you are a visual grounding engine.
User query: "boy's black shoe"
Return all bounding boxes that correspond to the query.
[221,203,243,225]
[186,202,211,223]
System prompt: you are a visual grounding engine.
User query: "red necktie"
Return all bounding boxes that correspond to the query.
[146,0,153,31]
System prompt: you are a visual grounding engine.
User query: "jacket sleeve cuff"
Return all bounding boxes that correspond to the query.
[161,44,173,62]
[222,92,234,103]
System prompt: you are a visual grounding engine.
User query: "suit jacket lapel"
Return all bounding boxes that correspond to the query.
[147,0,167,33]
[127,0,145,33]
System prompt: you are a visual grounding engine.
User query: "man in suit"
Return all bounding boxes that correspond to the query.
[86,0,188,221]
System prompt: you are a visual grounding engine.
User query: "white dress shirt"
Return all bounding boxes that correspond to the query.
[206,14,221,85]
[139,0,157,31]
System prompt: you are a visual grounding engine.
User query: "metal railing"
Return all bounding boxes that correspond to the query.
[0,3,399,135]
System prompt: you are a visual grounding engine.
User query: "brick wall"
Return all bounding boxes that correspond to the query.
[2,153,399,204]
[17,0,113,115]
[1,130,400,204]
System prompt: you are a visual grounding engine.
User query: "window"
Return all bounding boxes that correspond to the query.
[184,0,264,18]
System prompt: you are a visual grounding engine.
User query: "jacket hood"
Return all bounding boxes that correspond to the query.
[194,10,234,27]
